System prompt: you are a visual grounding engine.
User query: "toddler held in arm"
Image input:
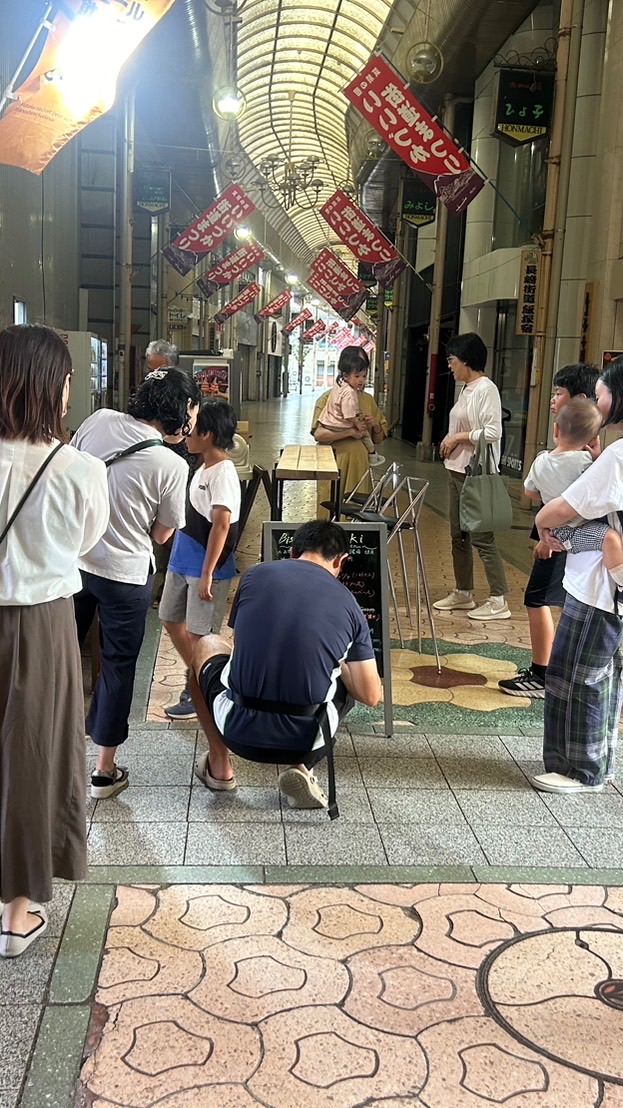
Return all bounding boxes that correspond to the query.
[318,359,385,467]
[526,397,623,586]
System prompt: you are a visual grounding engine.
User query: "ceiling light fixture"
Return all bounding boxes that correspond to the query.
[213,85,246,120]
[257,91,325,211]
[285,273,299,285]
[234,224,252,240]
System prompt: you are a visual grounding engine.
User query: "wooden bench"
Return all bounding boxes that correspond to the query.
[271,445,341,521]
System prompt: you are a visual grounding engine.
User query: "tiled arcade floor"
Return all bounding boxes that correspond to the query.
[3,394,623,1107]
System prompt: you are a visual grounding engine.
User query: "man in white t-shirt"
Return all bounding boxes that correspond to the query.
[72,369,201,800]
[159,400,241,721]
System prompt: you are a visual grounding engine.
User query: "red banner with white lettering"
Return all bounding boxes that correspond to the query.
[254,289,292,322]
[320,191,398,265]
[282,308,313,335]
[173,185,256,255]
[213,282,260,326]
[330,327,355,350]
[302,320,327,343]
[197,242,264,298]
[344,56,485,215]
[310,248,366,297]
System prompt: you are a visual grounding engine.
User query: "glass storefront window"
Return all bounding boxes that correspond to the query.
[493,300,533,477]
[492,136,548,250]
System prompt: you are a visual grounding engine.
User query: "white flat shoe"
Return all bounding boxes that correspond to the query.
[278,768,328,809]
[0,909,48,958]
[532,772,604,794]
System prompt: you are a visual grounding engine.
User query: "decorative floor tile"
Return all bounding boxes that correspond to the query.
[92,787,191,823]
[78,881,623,1107]
[366,787,467,824]
[87,822,188,866]
[474,825,589,868]
[284,825,387,866]
[185,824,286,865]
[188,786,282,823]
[453,789,559,827]
[379,823,486,866]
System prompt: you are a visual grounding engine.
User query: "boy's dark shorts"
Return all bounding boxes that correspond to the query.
[524,550,567,608]
[197,654,353,769]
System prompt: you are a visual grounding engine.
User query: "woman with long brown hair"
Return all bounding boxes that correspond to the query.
[0,325,109,958]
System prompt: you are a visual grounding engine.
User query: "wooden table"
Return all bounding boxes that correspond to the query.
[271,445,341,521]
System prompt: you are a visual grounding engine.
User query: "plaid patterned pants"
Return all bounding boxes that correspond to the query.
[544,594,623,785]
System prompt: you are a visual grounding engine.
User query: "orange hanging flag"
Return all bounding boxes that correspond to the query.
[0,0,175,175]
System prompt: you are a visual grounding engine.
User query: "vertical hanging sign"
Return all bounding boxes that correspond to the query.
[344,55,485,215]
[516,248,541,336]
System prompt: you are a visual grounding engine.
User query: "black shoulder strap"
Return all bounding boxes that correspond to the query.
[0,442,64,546]
[105,439,163,468]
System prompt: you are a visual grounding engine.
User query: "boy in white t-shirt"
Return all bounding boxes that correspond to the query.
[159,400,241,720]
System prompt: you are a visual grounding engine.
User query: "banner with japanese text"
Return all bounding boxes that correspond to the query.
[197,242,264,298]
[213,282,260,326]
[162,243,200,278]
[0,0,175,175]
[173,185,256,256]
[302,320,327,343]
[282,308,313,335]
[344,56,485,216]
[254,289,292,323]
[319,191,399,265]
[310,248,366,297]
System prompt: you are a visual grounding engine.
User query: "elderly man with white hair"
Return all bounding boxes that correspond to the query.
[145,339,179,374]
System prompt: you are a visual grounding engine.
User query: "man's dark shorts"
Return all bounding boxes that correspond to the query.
[198,654,353,769]
[524,550,566,609]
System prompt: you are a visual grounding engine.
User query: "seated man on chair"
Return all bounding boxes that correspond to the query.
[190,520,382,810]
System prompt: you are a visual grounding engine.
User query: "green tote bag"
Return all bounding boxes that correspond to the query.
[459,432,513,533]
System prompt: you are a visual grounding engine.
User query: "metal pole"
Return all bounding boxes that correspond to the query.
[157,209,169,340]
[385,177,408,428]
[0,3,54,117]
[524,0,585,468]
[418,94,456,460]
[118,88,135,410]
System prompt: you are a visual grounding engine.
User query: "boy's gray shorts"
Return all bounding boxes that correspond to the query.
[159,571,231,635]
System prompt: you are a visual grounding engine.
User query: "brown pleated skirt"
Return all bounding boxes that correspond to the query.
[0,597,87,903]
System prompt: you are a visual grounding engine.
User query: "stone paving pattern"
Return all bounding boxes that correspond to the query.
[77,882,623,1106]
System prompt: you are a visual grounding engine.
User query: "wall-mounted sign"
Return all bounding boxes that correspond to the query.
[402,177,436,227]
[493,68,555,146]
[134,168,171,214]
[602,350,623,371]
[516,247,541,336]
[344,55,485,216]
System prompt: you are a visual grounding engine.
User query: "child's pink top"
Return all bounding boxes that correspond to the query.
[319,379,359,430]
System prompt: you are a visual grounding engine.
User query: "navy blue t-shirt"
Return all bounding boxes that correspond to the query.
[213,559,375,750]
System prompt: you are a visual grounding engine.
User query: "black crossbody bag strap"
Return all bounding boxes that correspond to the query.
[228,690,340,819]
[0,442,64,547]
[105,439,163,467]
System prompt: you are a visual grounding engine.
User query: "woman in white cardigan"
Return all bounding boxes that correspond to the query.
[434,332,510,621]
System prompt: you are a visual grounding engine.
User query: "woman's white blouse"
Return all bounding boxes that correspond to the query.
[0,439,109,606]
[444,375,503,474]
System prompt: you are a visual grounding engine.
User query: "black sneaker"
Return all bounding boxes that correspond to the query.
[164,690,197,721]
[498,668,545,698]
[91,765,129,799]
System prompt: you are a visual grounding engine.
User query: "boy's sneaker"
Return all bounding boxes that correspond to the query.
[368,453,385,467]
[468,596,511,621]
[433,589,476,611]
[91,765,129,800]
[164,689,197,721]
[498,668,546,698]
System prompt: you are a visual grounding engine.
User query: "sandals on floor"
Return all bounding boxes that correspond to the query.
[194,752,237,791]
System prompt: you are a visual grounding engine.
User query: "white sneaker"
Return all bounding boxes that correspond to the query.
[278,768,328,809]
[368,453,385,467]
[468,596,511,621]
[433,589,476,611]
[532,772,604,794]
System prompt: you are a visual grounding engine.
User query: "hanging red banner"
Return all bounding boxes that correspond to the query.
[302,320,327,343]
[254,289,292,322]
[213,282,260,326]
[332,328,356,351]
[0,0,175,175]
[282,308,313,335]
[344,56,485,215]
[310,248,366,298]
[364,341,375,354]
[197,242,264,298]
[173,185,256,255]
[319,191,398,265]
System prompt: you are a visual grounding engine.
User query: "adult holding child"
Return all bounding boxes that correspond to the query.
[0,325,109,957]
[533,357,623,795]
[311,347,387,513]
[434,332,511,621]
